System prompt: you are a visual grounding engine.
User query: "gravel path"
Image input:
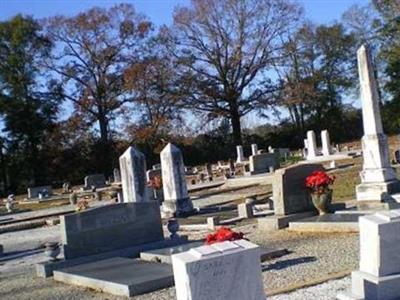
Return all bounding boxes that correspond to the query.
[0,223,358,300]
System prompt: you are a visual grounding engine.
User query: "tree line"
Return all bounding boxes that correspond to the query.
[0,0,399,194]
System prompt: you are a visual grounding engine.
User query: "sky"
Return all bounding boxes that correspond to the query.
[0,0,370,25]
[0,0,370,129]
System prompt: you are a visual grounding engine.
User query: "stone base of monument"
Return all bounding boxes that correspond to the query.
[54,257,174,297]
[140,241,287,264]
[258,211,317,231]
[36,237,188,278]
[356,180,400,202]
[288,213,363,232]
[337,270,400,300]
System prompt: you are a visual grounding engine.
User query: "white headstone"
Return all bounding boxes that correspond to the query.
[338,210,400,299]
[306,130,317,159]
[355,44,399,202]
[172,239,265,300]
[119,146,148,203]
[251,144,258,156]
[160,143,193,216]
[236,145,244,163]
[321,130,332,156]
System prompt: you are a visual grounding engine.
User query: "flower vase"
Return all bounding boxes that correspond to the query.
[310,190,332,215]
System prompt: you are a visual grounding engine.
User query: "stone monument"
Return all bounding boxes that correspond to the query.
[321,130,332,156]
[306,130,317,159]
[355,44,400,202]
[251,144,258,156]
[119,146,148,203]
[172,240,265,300]
[338,210,400,300]
[160,143,193,216]
[113,168,121,182]
[236,145,245,163]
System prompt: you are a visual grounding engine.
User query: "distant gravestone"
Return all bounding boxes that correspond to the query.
[84,174,106,189]
[61,202,163,259]
[146,168,163,203]
[249,153,279,175]
[119,146,148,203]
[273,163,324,215]
[27,186,52,199]
[236,145,245,163]
[172,240,265,300]
[306,130,317,159]
[251,144,258,156]
[113,168,121,182]
[161,143,193,216]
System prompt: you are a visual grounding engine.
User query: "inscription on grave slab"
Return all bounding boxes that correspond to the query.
[61,202,163,259]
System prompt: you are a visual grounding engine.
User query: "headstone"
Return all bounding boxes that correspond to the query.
[395,150,400,164]
[119,146,148,203]
[251,144,258,156]
[27,186,52,199]
[84,174,106,190]
[207,216,220,230]
[273,163,324,215]
[355,44,400,202]
[113,168,121,182]
[306,130,317,159]
[249,153,279,175]
[338,210,400,300]
[238,203,254,219]
[160,143,193,216]
[268,146,273,153]
[205,163,213,181]
[60,202,164,259]
[236,145,244,163]
[321,130,332,156]
[172,240,266,300]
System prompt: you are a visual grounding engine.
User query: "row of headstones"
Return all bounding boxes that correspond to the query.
[119,143,193,216]
[304,129,332,159]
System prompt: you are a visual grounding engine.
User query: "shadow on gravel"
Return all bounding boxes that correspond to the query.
[261,256,317,271]
[0,248,44,262]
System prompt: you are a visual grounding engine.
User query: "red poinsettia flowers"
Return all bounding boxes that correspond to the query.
[305,171,335,194]
[205,227,244,245]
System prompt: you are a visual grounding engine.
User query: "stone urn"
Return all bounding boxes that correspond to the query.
[310,190,332,215]
[44,242,60,261]
[167,218,180,240]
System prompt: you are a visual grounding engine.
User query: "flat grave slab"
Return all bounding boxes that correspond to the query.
[53,257,174,297]
[288,213,364,232]
[140,241,287,264]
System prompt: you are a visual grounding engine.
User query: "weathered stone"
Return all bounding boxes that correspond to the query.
[113,168,121,182]
[306,130,317,159]
[238,202,253,219]
[249,153,279,175]
[160,143,193,216]
[27,186,52,199]
[251,144,258,156]
[61,202,163,259]
[356,44,400,202]
[172,240,266,300]
[119,146,148,203]
[338,210,400,300]
[321,130,332,156]
[84,174,106,189]
[273,163,324,215]
[236,145,245,163]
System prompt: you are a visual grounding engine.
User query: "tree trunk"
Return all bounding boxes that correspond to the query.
[98,113,112,175]
[229,100,243,146]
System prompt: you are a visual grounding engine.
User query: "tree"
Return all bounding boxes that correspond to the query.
[44,4,152,174]
[166,0,302,146]
[0,15,59,190]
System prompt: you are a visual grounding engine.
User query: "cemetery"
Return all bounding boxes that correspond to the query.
[2,1,400,300]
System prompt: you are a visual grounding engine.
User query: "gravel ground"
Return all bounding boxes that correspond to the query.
[0,223,358,300]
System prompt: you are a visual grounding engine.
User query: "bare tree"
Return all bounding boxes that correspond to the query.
[165,0,302,145]
[44,4,151,173]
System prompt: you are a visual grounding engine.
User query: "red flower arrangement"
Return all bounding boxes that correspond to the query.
[305,171,335,195]
[205,227,245,245]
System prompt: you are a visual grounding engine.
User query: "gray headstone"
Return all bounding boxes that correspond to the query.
[273,163,324,215]
[113,168,121,182]
[27,186,52,199]
[61,202,163,259]
[160,143,193,216]
[119,146,148,203]
[249,153,279,175]
[84,174,106,189]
